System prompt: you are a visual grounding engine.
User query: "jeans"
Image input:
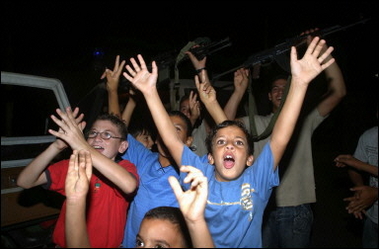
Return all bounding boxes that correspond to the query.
[362,217,378,248]
[262,204,314,248]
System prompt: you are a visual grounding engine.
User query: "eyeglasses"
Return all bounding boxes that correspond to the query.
[87,131,123,140]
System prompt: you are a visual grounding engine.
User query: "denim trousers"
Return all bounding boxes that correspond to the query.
[262,204,314,248]
[362,217,378,248]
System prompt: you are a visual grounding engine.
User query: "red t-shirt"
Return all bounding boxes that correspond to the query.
[46,159,138,248]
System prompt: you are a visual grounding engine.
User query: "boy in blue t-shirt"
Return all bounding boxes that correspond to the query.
[124,37,336,248]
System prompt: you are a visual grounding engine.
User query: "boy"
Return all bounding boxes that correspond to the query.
[17,110,138,248]
[65,150,213,248]
[124,36,335,247]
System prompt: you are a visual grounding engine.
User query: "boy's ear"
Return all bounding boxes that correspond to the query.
[268,92,272,101]
[118,140,128,154]
[185,135,193,147]
[207,153,214,165]
[246,155,254,166]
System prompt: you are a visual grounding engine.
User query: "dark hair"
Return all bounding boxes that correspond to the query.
[94,113,128,140]
[168,110,193,137]
[205,120,254,156]
[269,74,289,90]
[179,94,190,107]
[129,122,153,139]
[143,206,192,248]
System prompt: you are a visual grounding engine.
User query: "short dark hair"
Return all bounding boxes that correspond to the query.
[269,74,289,90]
[205,120,254,156]
[94,113,128,140]
[168,110,193,137]
[129,122,153,139]
[143,206,192,247]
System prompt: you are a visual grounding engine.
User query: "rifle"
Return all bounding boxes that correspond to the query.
[188,37,232,61]
[212,17,371,81]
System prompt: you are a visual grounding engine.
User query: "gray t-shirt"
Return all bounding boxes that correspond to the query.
[241,109,325,206]
[354,126,378,224]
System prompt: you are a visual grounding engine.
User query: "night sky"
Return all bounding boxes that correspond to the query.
[2,1,378,144]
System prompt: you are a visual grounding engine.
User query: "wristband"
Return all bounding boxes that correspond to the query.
[196,67,207,74]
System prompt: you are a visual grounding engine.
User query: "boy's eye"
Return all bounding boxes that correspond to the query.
[235,140,244,146]
[154,244,168,248]
[216,139,225,145]
[88,131,97,136]
[102,132,112,138]
[135,239,144,247]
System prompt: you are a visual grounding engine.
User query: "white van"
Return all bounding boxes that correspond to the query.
[1,72,70,246]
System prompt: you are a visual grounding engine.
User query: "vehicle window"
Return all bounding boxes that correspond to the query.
[1,84,59,137]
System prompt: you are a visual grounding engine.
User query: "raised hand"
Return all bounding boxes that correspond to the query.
[195,70,216,105]
[185,46,207,70]
[52,107,86,151]
[188,90,201,123]
[168,166,214,247]
[290,37,335,85]
[102,55,126,93]
[168,165,208,222]
[123,54,158,95]
[65,149,92,201]
[65,149,92,248]
[49,107,88,151]
[233,68,250,95]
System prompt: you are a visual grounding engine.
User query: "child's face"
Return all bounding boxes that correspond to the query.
[208,125,253,182]
[268,78,287,112]
[87,120,127,160]
[136,218,186,248]
[179,99,191,120]
[135,131,154,150]
[156,115,192,158]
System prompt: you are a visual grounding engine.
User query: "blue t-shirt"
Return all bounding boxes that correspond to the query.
[121,134,180,248]
[180,142,279,248]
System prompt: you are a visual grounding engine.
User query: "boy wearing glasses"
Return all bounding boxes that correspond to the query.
[17,110,139,248]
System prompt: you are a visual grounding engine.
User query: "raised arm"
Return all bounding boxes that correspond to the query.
[168,166,214,248]
[185,48,207,75]
[123,55,184,166]
[223,68,250,120]
[195,69,227,124]
[188,90,201,126]
[103,55,126,118]
[65,150,92,248]
[119,89,137,127]
[270,37,335,167]
[303,29,346,116]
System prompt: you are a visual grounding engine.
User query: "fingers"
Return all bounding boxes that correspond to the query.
[123,54,156,81]
[306,37,335,67]
[68,150,78,173]
[78,150,92,180]
[181,165,206,188]
[125,55,144,77]
[168,176,183,198]
[151,60,158,74]
[318,46,334,65]
[304,36,321,56]
[51,107,78,131]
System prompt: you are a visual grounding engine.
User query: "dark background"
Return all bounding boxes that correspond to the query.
[2,0,377,162]
[2,1,378,247]
[2,2,378,105]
